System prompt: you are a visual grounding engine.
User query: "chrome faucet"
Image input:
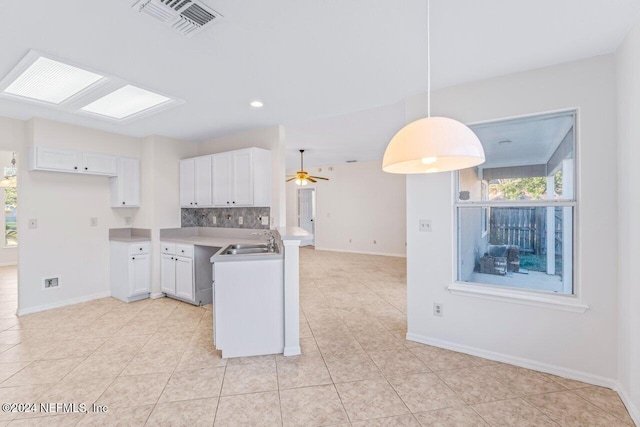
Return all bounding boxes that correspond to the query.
[252,230,277,252]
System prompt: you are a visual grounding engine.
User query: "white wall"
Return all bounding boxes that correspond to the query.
[17,118,142,313]
[0,150,18,266]
[615,23,640,422]
[286,160,406,257]
[197,126,286,227]
[406,55,619,383]
[137,135,197,296]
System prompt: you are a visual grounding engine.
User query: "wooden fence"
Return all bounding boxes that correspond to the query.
[489,207,562,255]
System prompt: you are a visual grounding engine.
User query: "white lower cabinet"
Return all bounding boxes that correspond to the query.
[160,242,195,303]
[214,259,284,358]
[110,240,151,303]
[176,256,194,301]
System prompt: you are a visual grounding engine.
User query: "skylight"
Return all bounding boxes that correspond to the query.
[3,56,104,104]
[81,85,172,120]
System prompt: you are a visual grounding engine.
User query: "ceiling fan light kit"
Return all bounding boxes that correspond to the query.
[286,150,329,185]
[382,0,485,175]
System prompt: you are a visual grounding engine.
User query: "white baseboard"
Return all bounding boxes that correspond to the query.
[0,261,17,267]
[283,346,301,357]
[616,386,640,426]
[17,291,112,316]
[150,292,165,299]
[314,246,406,258]
[406,332,618,389]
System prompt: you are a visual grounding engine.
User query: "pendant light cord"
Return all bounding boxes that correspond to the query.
[427,0,431,118]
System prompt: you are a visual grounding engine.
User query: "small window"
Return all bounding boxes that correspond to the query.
[3,187,17,247]
[456,111,576,295]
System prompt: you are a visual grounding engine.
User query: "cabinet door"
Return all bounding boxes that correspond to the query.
[180,159,195,208]
[232,150,253,206]
[120,158,140,206]
[175,256,194,301]
[130,254,150,296]
[211,153,231,206]
[194,156,213,207]
[33,147,81,172]
[160,254,176,295]
[82,152,117,176]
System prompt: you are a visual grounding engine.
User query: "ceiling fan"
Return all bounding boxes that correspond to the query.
[286,150,329,185]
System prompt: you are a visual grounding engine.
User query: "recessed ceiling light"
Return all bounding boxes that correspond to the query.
[2,56,104,104]
[250,100,264,108]
[81,85,172,120]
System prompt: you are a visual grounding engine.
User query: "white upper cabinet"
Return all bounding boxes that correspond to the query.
[180,158,196,207]
[30,146,82,173]
[211,153,231,206]
[110,157,141,207]
[194,156,213,207]
[30,146,140,208]
[81,152,117,176]
[180,148,270,208]
[180,156,213,207]
[231,149,253,206]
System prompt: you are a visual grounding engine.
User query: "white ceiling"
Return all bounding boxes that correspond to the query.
[0,0,638,167]
[469,113,575,169]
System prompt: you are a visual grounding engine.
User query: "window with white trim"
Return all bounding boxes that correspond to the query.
[456,111,576,295]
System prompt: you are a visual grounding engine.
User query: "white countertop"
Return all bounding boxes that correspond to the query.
[276,226,313,241]
[161,235,283,262]
[109,237,151,243]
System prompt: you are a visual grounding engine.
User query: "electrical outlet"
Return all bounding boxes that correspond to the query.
[261,216,269,226]
[44,277,59,289]
[433,303,443,317]
[28,219,37,229]
[419,219,432,232]
[238,216,243,225]
[212,216,217,225]
[124,216,132,226]
[90,217,98,227]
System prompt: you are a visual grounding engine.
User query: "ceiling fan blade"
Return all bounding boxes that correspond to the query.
[307,177,317,183]
[286,177,297,182]
[310,176,329,180]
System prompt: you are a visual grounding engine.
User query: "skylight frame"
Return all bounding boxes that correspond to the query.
[0,50,110,107]
[76,83,184,124]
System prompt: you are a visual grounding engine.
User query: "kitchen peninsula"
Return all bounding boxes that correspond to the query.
[159,226,311,358]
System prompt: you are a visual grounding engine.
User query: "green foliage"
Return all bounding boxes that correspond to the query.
[489,170,563,201]
[4,187,16,207]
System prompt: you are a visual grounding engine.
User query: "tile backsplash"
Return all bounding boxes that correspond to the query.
[181,207,270,229]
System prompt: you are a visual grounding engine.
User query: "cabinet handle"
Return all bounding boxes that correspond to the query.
[190,202,193,205]
[132,257,135,260]
[84,167,88,170]
[226,201,230,205]
[74,166,78,170]
[139,248,142,251]
[232,201,236,204]
[195,202,198,205]
[122,202,125,205]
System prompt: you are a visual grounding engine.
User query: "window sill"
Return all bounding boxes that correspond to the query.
[448,282,589,313]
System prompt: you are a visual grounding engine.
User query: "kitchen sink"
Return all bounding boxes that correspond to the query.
[221,243,278,255]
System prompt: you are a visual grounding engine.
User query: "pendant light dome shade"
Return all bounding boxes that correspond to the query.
[382,116,485,174]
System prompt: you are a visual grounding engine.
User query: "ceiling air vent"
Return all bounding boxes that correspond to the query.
[132,0,222,37]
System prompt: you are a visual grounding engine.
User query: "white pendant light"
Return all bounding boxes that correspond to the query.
[382,0,485,174]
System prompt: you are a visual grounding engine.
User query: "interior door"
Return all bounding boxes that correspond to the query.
[175,256,194,301]
[180,159,195,207]
[194,156,213,207]
[298,188,315,245]
[160,254,177,295]
[130,254,150,296]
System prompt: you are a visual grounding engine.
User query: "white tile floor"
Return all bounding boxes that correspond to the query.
[0,252,635,426]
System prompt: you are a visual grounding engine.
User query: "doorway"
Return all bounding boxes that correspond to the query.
[297,187,315,246]
[0,151,18,317]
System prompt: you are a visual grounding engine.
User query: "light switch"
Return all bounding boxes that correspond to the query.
[419,219,432,232]
[261,216,269,226]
